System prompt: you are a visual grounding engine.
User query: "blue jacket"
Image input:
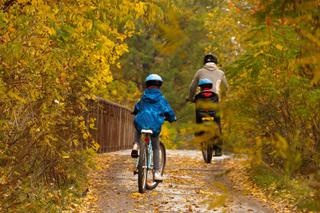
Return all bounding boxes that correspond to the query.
[133,88,176,136]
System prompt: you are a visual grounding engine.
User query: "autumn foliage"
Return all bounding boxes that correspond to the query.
[205,0,320,209]
[0,0,319,211]
[0,0,146,211]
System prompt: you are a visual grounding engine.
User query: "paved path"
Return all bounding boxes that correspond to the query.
[83,150,273,212]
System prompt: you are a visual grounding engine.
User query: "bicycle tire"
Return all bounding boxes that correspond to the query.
[146,142,166,190]
[138,142,147,193]
[201,144,213,163]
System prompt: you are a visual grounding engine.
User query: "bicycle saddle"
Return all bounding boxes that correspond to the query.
[141,129,153,134]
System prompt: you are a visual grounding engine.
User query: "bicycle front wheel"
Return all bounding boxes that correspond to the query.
[146,142,166,190]
[138,142,147,193]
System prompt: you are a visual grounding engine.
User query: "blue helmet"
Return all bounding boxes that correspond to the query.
[145,74,163,82]
[198,78,213,87]
[145,74,163,87]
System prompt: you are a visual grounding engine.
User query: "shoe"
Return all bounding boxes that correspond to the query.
[154,171,165,181]
[131,143,139,158]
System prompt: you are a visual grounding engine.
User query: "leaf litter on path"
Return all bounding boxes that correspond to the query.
[75,150,275,212]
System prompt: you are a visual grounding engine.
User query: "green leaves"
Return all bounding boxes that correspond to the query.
[222,1,320,189]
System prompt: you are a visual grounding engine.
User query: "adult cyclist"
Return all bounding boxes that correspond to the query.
[188,54,229,101]
[187,54,229,156]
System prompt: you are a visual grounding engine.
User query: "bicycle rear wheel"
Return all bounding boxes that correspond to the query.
[146,142,166,190]
[138,142,147,193]
[201,143,213,163]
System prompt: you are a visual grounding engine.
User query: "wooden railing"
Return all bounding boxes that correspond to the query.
[88,97,135,152]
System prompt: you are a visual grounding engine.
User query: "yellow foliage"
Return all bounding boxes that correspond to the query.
[0,0,148,210]
[160,123,177,149]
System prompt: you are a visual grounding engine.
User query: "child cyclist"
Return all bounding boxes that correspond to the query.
[195,78,222,156]
[131,74,176,180]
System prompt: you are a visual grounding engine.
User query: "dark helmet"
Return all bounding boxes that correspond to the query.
[204,54,218,64]
[198,78,213,89]
[145,74,163,87]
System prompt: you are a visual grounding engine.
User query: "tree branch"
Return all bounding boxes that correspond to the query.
[3,0,16,12]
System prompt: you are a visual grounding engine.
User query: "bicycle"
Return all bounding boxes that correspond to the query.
[134,129,166,193]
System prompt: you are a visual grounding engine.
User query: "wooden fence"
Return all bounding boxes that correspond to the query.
[88,97,135,153]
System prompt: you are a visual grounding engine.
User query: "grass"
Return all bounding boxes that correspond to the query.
[250,164,320,212]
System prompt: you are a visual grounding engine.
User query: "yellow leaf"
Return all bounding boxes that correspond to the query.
[131,192,144,199]
[111,90,117,96]
[275,44,284,51]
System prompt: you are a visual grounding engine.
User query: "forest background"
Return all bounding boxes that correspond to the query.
[0,0,319,211]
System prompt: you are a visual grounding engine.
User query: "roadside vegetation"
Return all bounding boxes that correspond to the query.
[0,0,319,211]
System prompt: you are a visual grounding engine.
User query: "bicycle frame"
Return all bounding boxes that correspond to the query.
[135,133,154,170]
[146,135,154,170]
